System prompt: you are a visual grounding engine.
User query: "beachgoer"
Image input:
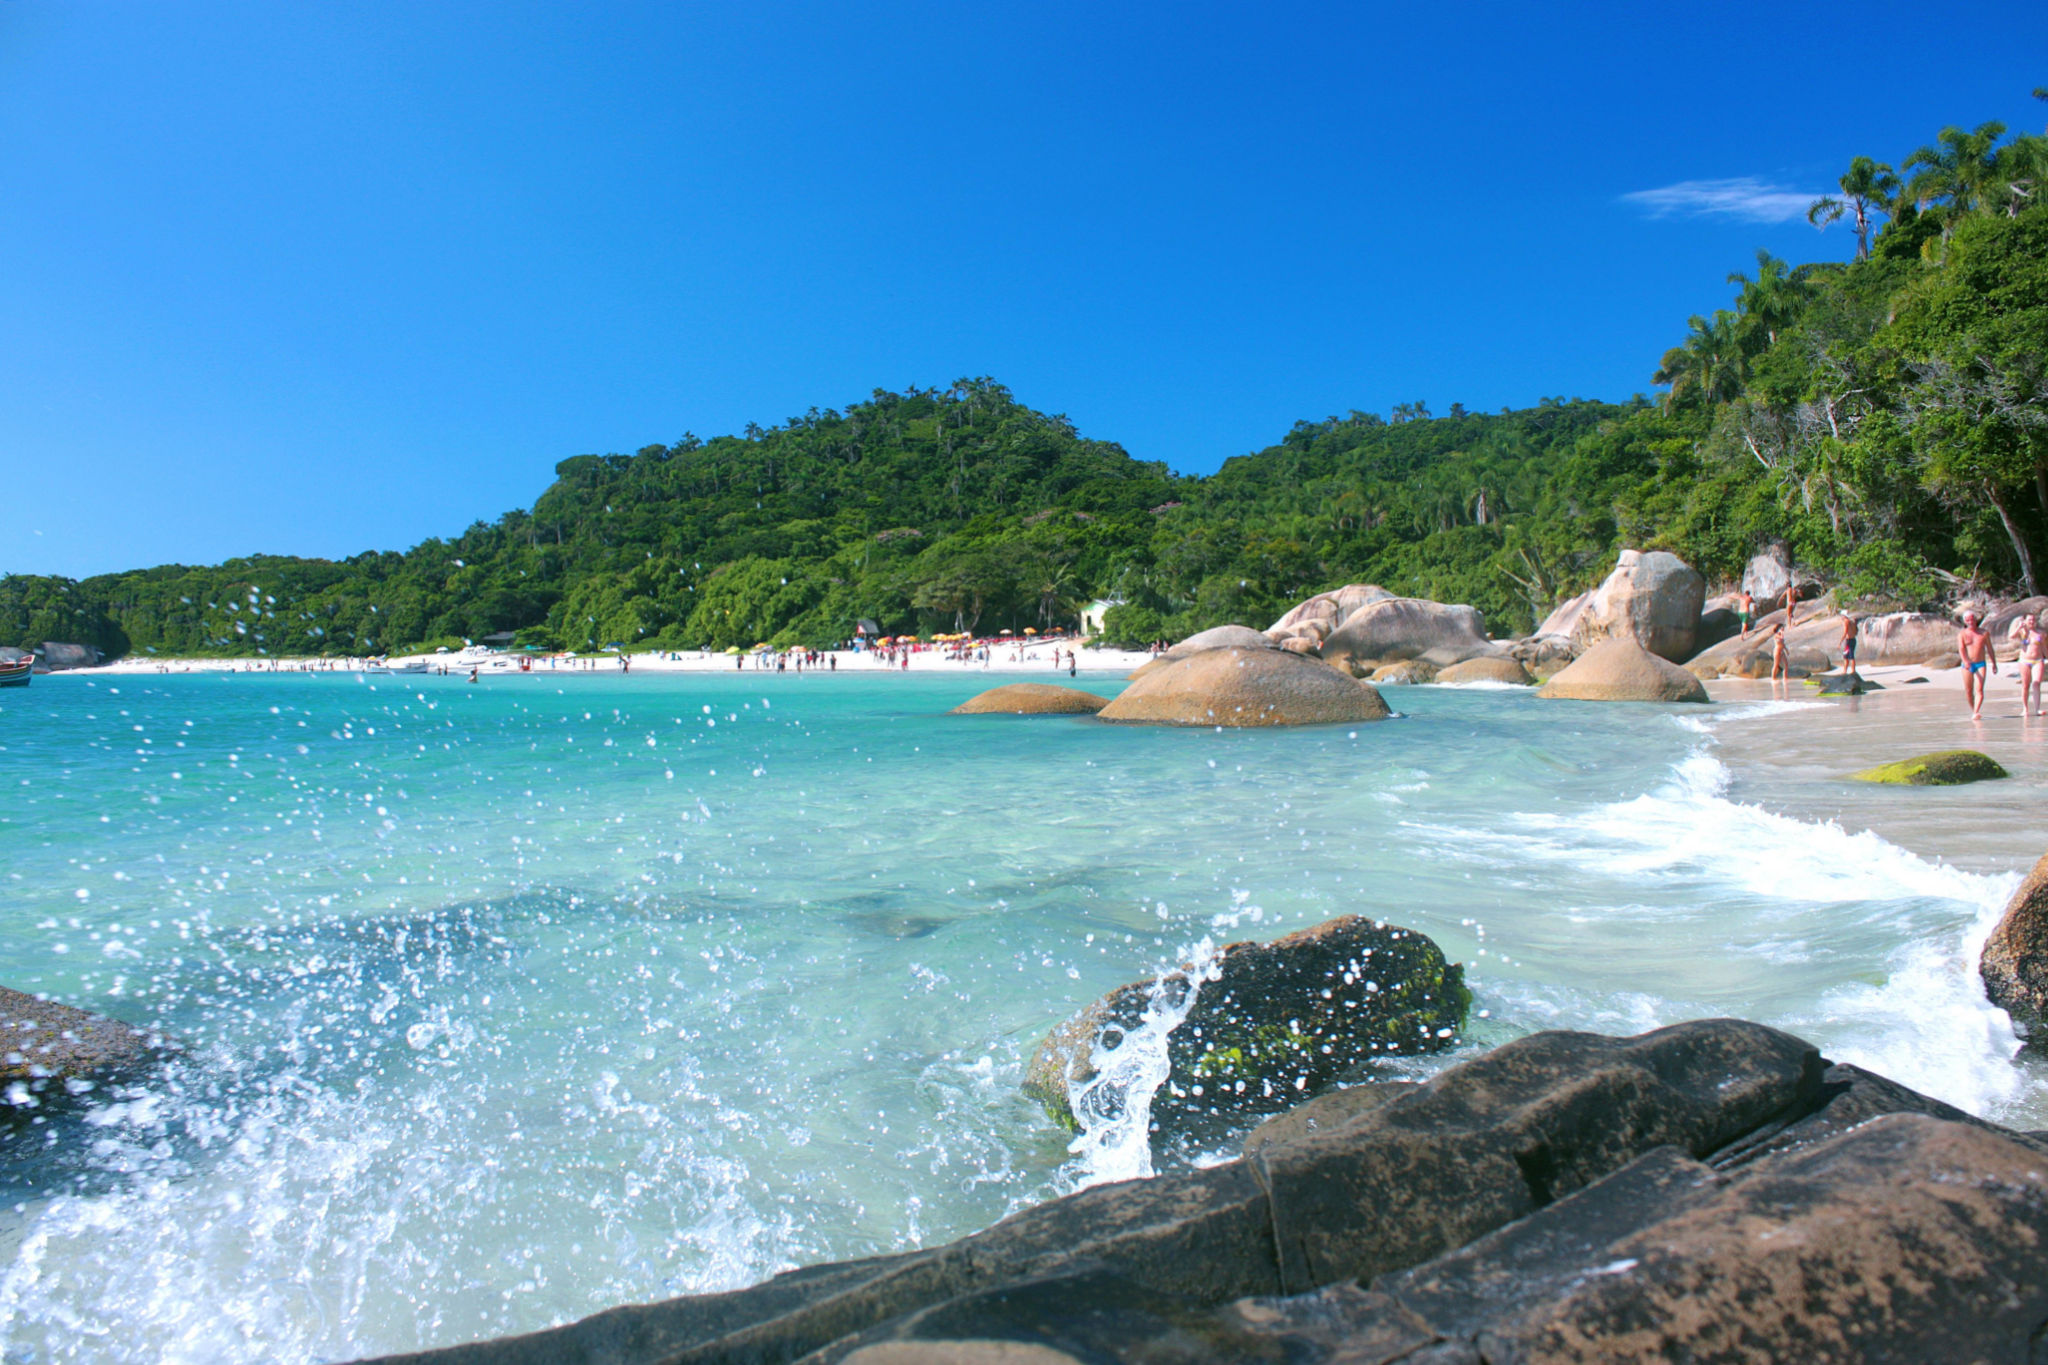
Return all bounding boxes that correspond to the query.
[1839,615,1859,677]
[1958,611,1997,720]
[467,667,478,684]
[1784,582,1802,625]
[2021,613,2046,719]
[1769,624,1789,682]
[1738,590,1755,638]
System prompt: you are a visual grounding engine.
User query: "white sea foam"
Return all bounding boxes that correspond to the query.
[1432,740,2030,1122]
[1061,939,1220,1190]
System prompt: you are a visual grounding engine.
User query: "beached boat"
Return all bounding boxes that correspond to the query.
[0,657,32,687]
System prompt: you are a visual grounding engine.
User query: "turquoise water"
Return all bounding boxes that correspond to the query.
[0,671,2034,1362]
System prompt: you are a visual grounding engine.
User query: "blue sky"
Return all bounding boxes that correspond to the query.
[4,0,2043,578]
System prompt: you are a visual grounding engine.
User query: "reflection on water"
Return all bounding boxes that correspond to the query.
[0,671,2042,1361]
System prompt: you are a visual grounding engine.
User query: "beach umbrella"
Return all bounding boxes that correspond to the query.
[1023,628,1038,635]
[1000,629,1013,636]
[724,645,743,655]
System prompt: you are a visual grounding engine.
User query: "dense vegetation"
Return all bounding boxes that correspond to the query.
[6,103,2044,659]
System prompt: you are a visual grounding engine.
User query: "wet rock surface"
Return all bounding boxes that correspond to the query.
[1981,848,2048,1033]
[1,985,161,1111]
[341,1017,2048,1365]
[1847,748,2009,785]
[1021,916,1468,1133]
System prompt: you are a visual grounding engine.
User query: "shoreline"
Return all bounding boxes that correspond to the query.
[69,643,1159,678]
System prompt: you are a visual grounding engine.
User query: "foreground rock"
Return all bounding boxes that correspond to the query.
[1981,848,2048,1035]
[357,1018,2048,1365]
[1097,648,1390,727]
[948,684,1107,715]
[1021,917,1468,1133]
[1,985,160,1110]
[1848,749,2008,786]
[1572,549,1705,662]
[1537,637,1709,703]
[1433,656,1533,685]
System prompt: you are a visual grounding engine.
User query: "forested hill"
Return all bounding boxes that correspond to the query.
[6,104,2046,660]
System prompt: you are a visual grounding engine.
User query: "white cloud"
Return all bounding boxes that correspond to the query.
[1620,177,1823,224]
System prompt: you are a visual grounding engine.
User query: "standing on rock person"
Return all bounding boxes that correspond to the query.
[1959,612,1998,721]
[1840,615,1859,678]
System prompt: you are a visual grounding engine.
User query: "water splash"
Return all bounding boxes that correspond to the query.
[1061,939,1220,1190]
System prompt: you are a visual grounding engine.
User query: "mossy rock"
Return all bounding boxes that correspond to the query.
[1809,673,1883,697]
[1022,917,1467,1135]
[1848,750,2008,786]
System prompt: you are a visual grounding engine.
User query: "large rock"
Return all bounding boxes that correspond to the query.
[1163,624,1276,659]
[1572,550,1705,661]
[1848,750,2008,786]
[37,642,100,671]
[1021,918,1468,1134]
[1433,656,1534,686]
[1318,598,1501,675]
[1267,585,1393,636]
[1740,541,1795,610]
[1537,636,1709,703]
[1097,648,1391,727]
[350,1020,1831,1365]
[1531,590,1591,641]
[948,684,1107,716]
[1,985,160,1110]
[1201,1114,2048,1365]
[1981,850,2048,1033]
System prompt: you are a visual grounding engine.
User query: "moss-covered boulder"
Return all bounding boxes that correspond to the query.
[1022,917,1467,1134]
[948,683,1107,715]
[1848,750,2009,786]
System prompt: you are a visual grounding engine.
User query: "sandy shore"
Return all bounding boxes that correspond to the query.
[82,643,1160,677]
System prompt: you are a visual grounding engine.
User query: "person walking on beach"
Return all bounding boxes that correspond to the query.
[2020,613,2046,719]
[1839,615,1859,678]
[1958,611,1997,720]
[1738,590,1756,639]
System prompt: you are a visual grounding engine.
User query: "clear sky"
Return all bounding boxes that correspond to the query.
[4,0,2043,579]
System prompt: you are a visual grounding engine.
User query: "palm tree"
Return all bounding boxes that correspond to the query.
[1725,250,1803,351]
[1993,132,2048,217]
[1807,156,1900,261]
[1652,311,1746,411]
[1905,121,2008,241]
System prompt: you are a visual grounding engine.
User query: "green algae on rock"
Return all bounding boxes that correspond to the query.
[1848,750,2008,786]
[1022,917,1467,1134]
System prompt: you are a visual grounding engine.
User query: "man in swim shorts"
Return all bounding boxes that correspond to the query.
[1958,611,1997,720]
[1738,590,1755,638]
[1839,614,1859,677]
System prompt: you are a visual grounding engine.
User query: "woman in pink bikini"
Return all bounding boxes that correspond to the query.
[2021,613,2046,719]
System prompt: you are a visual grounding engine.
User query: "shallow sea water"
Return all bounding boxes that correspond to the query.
[1,669,2041,1362]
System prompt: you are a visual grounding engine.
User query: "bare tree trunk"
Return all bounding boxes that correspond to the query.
[2035,460,2048,518]
[1989,483,2040,597]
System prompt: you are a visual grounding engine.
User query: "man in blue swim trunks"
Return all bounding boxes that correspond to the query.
[1958,611,1997,720]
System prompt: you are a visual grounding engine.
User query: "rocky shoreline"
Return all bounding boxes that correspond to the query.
[352,1017,2048,1364]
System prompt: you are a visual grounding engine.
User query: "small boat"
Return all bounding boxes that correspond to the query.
[0,657,32,688]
